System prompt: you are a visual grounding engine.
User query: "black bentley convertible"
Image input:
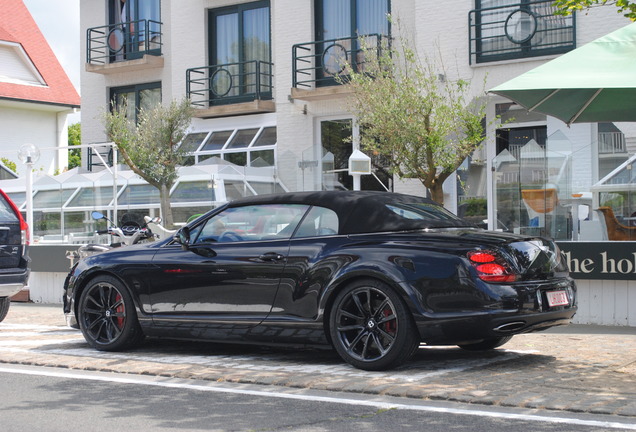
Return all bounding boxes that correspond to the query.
[63,191,576,370]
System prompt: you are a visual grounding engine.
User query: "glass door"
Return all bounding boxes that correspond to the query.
[209,1,271,105]
[318,119,391,191]
[315,0,389,86]
[320,119,353,190]
[110,0,160,60]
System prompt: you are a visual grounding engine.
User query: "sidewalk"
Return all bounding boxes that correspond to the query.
[2,303,636,418]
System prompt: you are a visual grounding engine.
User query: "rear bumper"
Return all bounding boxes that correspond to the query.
[0,282,26,298]
[412,277,577,345]
[0,268,29,298]
[415,307,577,345]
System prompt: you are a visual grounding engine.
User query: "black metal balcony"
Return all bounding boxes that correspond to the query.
[469,1,575,64]
[186,60,273,108]
[292,34,387,90]
[87,19,162,65]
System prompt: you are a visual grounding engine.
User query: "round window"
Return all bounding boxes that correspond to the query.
[505,10,538,44]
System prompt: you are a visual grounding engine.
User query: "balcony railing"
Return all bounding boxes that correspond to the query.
[292,34,387,90]
[186,60,273,108]
[469,1,575,64]
[599,132,627,154]
[87,19,162,65]
[87,145,113,172]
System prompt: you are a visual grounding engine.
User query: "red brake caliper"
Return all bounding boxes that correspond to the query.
[382,307,396,335]
[115,293,124,328]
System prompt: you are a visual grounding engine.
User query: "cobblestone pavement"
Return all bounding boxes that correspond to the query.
[2,303,636,419]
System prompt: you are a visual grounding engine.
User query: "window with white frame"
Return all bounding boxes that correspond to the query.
[180,126,276,168]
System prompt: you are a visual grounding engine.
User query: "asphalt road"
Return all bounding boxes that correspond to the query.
[1,364,634,432]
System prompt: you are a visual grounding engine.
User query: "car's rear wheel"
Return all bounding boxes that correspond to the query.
[329,279,419,371]
[0,297,10,322]
[78,275,143,351]
[458,336,512,351]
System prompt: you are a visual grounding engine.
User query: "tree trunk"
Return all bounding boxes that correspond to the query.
[159,184,175,229]
[429,182,445,205]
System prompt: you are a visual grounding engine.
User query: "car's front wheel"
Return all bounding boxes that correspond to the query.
[0,297,10,322]
[458,336,512,351]
[78,275,143,351]
[329,279,419,371]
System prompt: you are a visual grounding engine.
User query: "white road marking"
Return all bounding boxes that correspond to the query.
[0,365,634,430]
[0,331,80,337]
[0,323,68,331]
[0,338,85,346]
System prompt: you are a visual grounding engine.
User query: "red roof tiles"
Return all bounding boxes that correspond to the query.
[0,0,80,108]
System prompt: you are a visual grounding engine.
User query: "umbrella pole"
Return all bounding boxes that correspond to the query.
[529,89,560,112]
[568,88,603,125]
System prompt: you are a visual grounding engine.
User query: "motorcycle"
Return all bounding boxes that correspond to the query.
[143,215,176,241]
[66,211,154,267]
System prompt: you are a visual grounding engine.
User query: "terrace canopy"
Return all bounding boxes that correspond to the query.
[490,23,636,125]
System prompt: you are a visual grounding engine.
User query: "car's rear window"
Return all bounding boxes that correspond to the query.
[340,194,473,234]
[0,196,18,223]
[386,203,463,223]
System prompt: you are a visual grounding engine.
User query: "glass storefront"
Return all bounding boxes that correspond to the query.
[591,154,636,241]
[493,130,573,240]
[2,163,287,244]
[468,104,635,243]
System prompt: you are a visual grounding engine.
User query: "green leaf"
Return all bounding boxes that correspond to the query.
[340,25,490,204]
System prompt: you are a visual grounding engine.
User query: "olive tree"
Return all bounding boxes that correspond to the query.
[104,98,194,228]
[553,0,636,20]
[342,36,487,204]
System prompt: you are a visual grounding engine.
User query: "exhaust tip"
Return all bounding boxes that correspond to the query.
[493,321,526,333]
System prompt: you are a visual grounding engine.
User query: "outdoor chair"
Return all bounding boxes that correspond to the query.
[521,188,559,227]
[595,207,636,241]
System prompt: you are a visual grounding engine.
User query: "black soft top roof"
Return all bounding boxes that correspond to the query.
[229,191,470,234]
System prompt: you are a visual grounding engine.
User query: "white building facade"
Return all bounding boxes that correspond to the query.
[79,1,631,215]
[7,1,634,320]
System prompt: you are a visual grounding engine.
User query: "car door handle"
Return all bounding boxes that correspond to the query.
[259,252,285,262]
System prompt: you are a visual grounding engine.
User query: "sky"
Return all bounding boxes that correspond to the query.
[24,0,81,94]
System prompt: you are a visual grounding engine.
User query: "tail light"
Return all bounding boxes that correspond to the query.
[19,216,29,247]
[0,190,29,248]
[467,250,518,283]
[15,209,29,247]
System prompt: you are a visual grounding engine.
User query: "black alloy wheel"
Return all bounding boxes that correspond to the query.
[458,336,512,351]
[330,279,419,371]
[78,275,142,351]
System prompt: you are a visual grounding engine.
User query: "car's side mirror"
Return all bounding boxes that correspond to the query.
[175,226,191,251]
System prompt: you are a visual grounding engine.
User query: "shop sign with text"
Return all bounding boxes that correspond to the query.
[557,242,636,281]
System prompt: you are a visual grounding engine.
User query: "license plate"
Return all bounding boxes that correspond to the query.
[546,290,569,307]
